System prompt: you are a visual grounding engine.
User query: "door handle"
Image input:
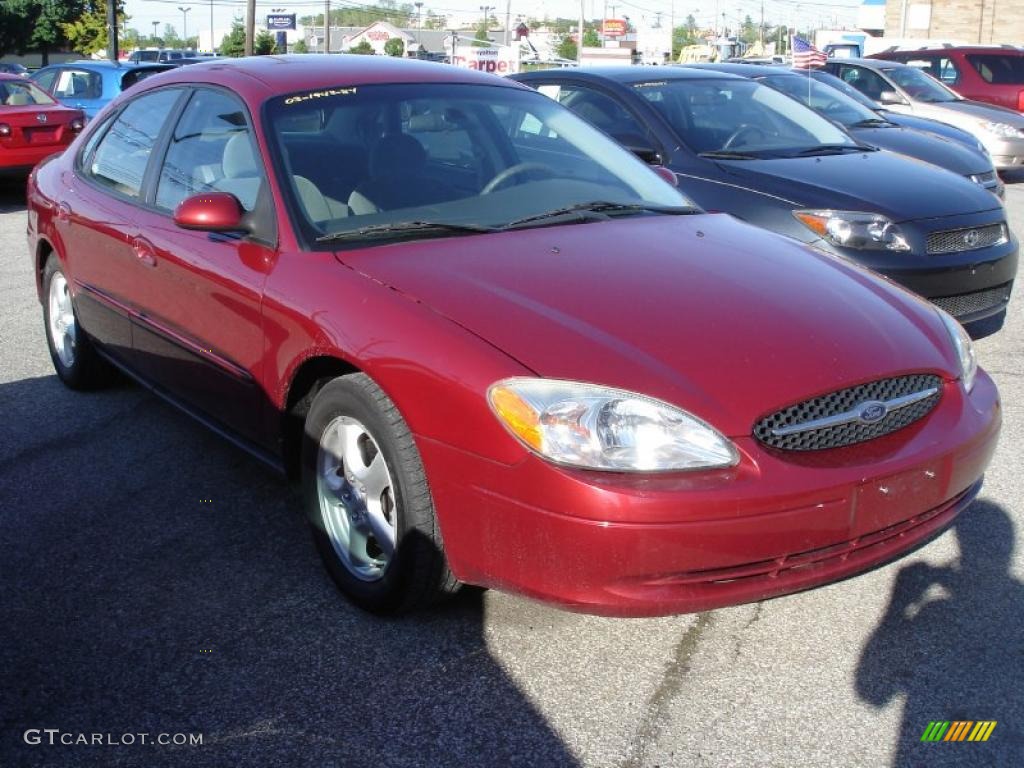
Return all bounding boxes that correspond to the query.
[132,237,157,268]
[56,202,71,223]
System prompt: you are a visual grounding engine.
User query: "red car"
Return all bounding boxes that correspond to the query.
[26,56,1000,616]
[873,47,1024,112]
[0,74,83,175]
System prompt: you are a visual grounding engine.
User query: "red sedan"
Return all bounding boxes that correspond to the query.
[0,74,83,175]
[25,56,1000,616]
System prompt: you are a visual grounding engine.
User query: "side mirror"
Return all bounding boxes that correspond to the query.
[173,192,247,233]
[878,90,907,106]
[652,165,678,187]
[614,132,663,165]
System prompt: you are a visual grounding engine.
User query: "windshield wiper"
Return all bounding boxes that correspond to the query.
[316,220,496,243]
[851,118,894,128]
[501,201,696,230]
[792,144,871,156]
[698,150,760,159]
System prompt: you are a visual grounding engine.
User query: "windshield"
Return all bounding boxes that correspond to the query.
[0,79,56,106]
[632,78,857,157]
[264,83,693,247]
[966,53,1024,84]
[887,66,960,103]
[809,70,882,109]
[760,74,880,127]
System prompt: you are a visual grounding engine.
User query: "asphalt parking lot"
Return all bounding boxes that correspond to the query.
[0,176,1021,768]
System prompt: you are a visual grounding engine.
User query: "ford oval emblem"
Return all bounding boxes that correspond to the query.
[857,401,888,424]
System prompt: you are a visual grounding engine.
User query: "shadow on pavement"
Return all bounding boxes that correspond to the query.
[1001,169,1024,185]
[855,499,1023,766]
[0,178,27,213]
[0,374,579,767]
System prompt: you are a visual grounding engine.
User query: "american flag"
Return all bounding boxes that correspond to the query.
[791,36,828,69]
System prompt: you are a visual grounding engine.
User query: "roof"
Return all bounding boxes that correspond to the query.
[876,46,1024,56]
[41,59,172,72]
[140,54,523,97]
[683,62,794,78]
[826,57,904,70]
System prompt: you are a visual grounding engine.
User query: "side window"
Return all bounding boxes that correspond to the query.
[156,89,264,212]
[555,85,648,142]
[838,65,890,101]
[53,69,103,100]
[32,69,58,94]
[87,89,181,199]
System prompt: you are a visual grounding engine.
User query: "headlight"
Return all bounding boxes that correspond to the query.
[488,378,738,471]
[980,121,1024,139]
[936,309,977,392]
[794,210,910,252]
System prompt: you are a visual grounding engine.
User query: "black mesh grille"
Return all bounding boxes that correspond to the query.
[926,222,1007,255]
[753,375,942,451]
[931,281,1012,319]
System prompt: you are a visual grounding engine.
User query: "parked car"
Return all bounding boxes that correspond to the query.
[689,63,1002,197]
[0,75,84,176]
[0,62,30,77]
[30,60,175,119]
[806,68,994,154]
[513,67,1017,337]
[823,58,1024,172]
[872,47,1024,112]
[128,49,196,64]
[27,56,1000,616]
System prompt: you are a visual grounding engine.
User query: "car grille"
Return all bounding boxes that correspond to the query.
[926,222,1008,254]
[753,374,942,451]
[931,281,1013,319]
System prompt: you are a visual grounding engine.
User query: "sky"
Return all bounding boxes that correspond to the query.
[124,0,862,38]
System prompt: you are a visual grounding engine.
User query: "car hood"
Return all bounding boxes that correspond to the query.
[708,149,999,221]
[851,125,990,175]
[335,215,958,437]
[909,99,1024,129]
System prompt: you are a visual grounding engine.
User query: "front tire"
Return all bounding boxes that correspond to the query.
[301,373,458,613]
[42,255,115,390]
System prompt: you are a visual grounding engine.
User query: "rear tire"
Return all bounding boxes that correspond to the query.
[301,373,458,613]
[42,255,116,390]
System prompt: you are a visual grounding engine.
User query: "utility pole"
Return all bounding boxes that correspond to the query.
[578,0,584,62]
[210,0,214,54]
[504,0,511,46]
[324,0,330,53]
[759,0,764,45]
[244,0,255,55]
[107,0,118,62]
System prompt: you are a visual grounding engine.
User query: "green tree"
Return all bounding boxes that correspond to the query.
[220,20,246,57]
[162,23,182,49]
[254,29,276,54]
[473,20,491,46]
[293,39,308,53]
[62,1,130,57]
[1,0,84,63]
[582,28,599,47]
[423,11,446,30]
[556,35,576,61]
[348,40,375,54]
[383,37,405,56]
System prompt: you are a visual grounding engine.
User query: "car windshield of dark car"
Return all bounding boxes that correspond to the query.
[632,78,858,157]
[966,53,1024,84]
[811,70,882,109]
[761,74,878,127]
[886,66,960,102]
[0,80,56,106]
[264,83,694,246]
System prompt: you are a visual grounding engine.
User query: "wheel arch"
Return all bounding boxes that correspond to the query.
[35,236,56,301]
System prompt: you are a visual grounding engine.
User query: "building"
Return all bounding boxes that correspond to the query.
[884,0,1024,44]
[305,21,452,55]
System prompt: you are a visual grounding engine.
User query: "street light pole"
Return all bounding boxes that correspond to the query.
[210,0,214,53]
[178,6,191,45]
[152,20,160,43]
[245,0,255,55]
[324,0,330,53]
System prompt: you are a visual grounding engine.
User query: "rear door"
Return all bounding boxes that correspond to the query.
[64,87,185,363]
[51,67,105,117]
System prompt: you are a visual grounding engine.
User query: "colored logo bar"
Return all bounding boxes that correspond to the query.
[921,721,997,742]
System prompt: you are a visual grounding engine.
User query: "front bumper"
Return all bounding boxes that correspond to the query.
[419,372,1000,617]
[980,134,1024,170]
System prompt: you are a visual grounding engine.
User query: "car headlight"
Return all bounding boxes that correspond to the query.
[488,378,738,471]
[794,210,911,252]
[936,309,977,392]
[980,120,1024,139]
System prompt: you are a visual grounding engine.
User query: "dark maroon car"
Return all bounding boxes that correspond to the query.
[26,56,999,616]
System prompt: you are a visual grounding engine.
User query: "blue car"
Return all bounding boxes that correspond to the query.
[512,66,1017,338]
[29,60,174,119]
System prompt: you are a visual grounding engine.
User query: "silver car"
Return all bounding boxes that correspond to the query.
[825,58,1024,171]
